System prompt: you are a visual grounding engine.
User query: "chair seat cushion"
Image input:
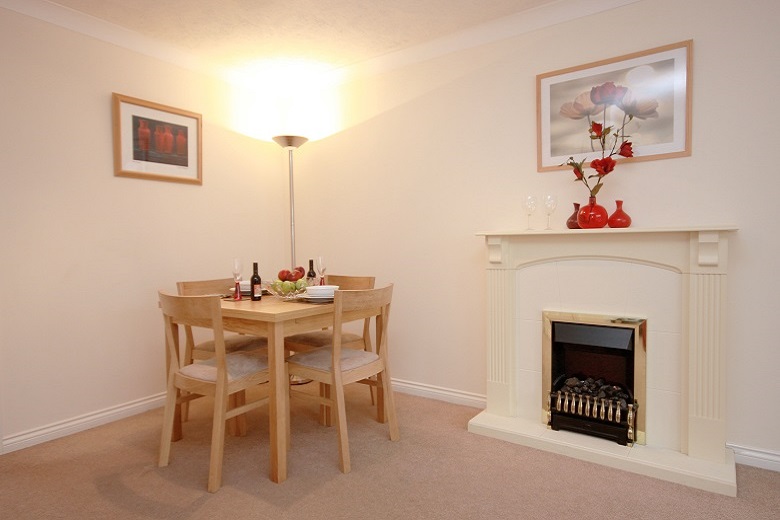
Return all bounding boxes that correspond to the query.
[180,351,269,382]
[196,334,267,353]
[285,330,362,349]
[289,347,379,372]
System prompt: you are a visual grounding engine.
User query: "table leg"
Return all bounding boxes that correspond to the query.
[268,323,288,483]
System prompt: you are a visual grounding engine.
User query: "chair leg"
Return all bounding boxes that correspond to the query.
[332,378,351,473]
[319,383,332,427]
[180,392,190,422]
[207,390,229,493]
[158,384,179,467]
[378,370,400,441]
[227,391,248,437]
[376,380,386,424]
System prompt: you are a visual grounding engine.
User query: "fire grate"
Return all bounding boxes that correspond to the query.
[547,377,637,446]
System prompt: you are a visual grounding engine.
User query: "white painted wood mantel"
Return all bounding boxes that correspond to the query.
[468,226,739,495]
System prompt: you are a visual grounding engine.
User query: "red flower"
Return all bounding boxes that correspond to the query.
[572,164,584,180]
[590,122,603,137]
[618,141,634,158]
[590,82,628,106]
[590,157,616,176]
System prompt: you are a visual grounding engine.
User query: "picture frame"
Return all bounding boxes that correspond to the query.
[112,93,202,184]
[537,40,692,172]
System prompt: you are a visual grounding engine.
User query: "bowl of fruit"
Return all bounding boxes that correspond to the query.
[264,266,310,300]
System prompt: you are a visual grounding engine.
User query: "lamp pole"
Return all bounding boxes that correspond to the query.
[272,135,308,268]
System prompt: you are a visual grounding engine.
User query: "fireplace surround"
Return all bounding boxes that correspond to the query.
[468,226,738,495]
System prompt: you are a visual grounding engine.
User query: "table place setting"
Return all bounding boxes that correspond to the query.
[298,284,338,303]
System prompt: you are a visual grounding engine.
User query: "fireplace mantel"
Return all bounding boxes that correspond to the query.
[468,226,738,495]
[480,226,736,272]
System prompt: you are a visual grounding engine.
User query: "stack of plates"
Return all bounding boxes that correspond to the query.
[303,285,338,302]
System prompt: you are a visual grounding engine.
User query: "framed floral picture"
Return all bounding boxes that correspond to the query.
[537,40,692,172]
[112,93,202,184]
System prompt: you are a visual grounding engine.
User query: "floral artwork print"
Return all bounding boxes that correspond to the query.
[549,59,674,159]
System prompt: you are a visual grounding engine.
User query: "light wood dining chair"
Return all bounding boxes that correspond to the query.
[285,274,377,413]
[177,278,267,360]
[177,278,268,427]
[284,274,375,353]
[286,284,399,474]
[157,291,271,493]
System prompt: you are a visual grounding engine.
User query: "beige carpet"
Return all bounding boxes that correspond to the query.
[1,384,778,519]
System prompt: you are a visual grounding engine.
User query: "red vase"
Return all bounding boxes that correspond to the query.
[577,197,608,229]
[608,200,632,228]
[566,203,581,229]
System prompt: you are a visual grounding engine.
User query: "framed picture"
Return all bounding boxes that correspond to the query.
[537,40,692,172]
[112,93,202,184]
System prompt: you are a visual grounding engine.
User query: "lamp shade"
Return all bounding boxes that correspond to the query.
[273,135,308,149]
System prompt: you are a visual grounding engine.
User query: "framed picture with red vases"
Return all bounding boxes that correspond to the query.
[537,40,692,172]
[112,93,202,184]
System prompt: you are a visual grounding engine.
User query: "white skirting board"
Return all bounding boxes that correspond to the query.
[3,384,779,483]
[1,393,165,454]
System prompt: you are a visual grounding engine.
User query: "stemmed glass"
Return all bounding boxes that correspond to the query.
[316,256,327,286]
[522,195,538,230]
[232,257,243,300]
[543,194,558,230]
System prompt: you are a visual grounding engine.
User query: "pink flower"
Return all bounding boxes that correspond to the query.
[590,82,628,106]
[560,91,604,120]
[618,91,659,119]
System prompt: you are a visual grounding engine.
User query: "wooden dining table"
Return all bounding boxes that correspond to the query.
[219,295,335,483]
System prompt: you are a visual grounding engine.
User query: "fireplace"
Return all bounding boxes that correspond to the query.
[467,226,738,496]
[542,312,646,447]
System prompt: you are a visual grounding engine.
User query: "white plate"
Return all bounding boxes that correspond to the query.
[306,285,339,295]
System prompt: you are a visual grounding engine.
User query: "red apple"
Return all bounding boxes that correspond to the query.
[278,269,291,281]
[294,266,305,275]
[289,270,303,282]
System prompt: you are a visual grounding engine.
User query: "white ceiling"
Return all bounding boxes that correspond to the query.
[44,0,561,70]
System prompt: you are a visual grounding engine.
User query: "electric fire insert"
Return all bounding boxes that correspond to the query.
[542,311,647,446]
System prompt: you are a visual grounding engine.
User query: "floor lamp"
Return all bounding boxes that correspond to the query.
[273,135,308,268]
[273,135,310,385]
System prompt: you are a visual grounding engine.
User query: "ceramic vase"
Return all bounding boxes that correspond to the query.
[577,197,608,229]
[566,203,581,229]
[608,200,632,228]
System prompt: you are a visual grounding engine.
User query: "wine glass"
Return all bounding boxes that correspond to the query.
[522,195,538,230]
[316,256,327,286]
[543,194,558,230]
[231,257,243,300]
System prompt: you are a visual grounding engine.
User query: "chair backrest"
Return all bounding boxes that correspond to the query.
[325,275,376,339]
[332,285,393,362]
[158,291,227,373]
[176,278,234,296]
[325,274,375,290]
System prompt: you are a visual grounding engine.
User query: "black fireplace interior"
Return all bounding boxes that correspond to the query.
[549,321,637,445]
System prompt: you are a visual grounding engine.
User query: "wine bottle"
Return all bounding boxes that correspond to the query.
[250,262,262,301]
[306,259,317,285]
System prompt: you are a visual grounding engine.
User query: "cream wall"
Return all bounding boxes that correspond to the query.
[2,0,779,470]
[0,10,291,443]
